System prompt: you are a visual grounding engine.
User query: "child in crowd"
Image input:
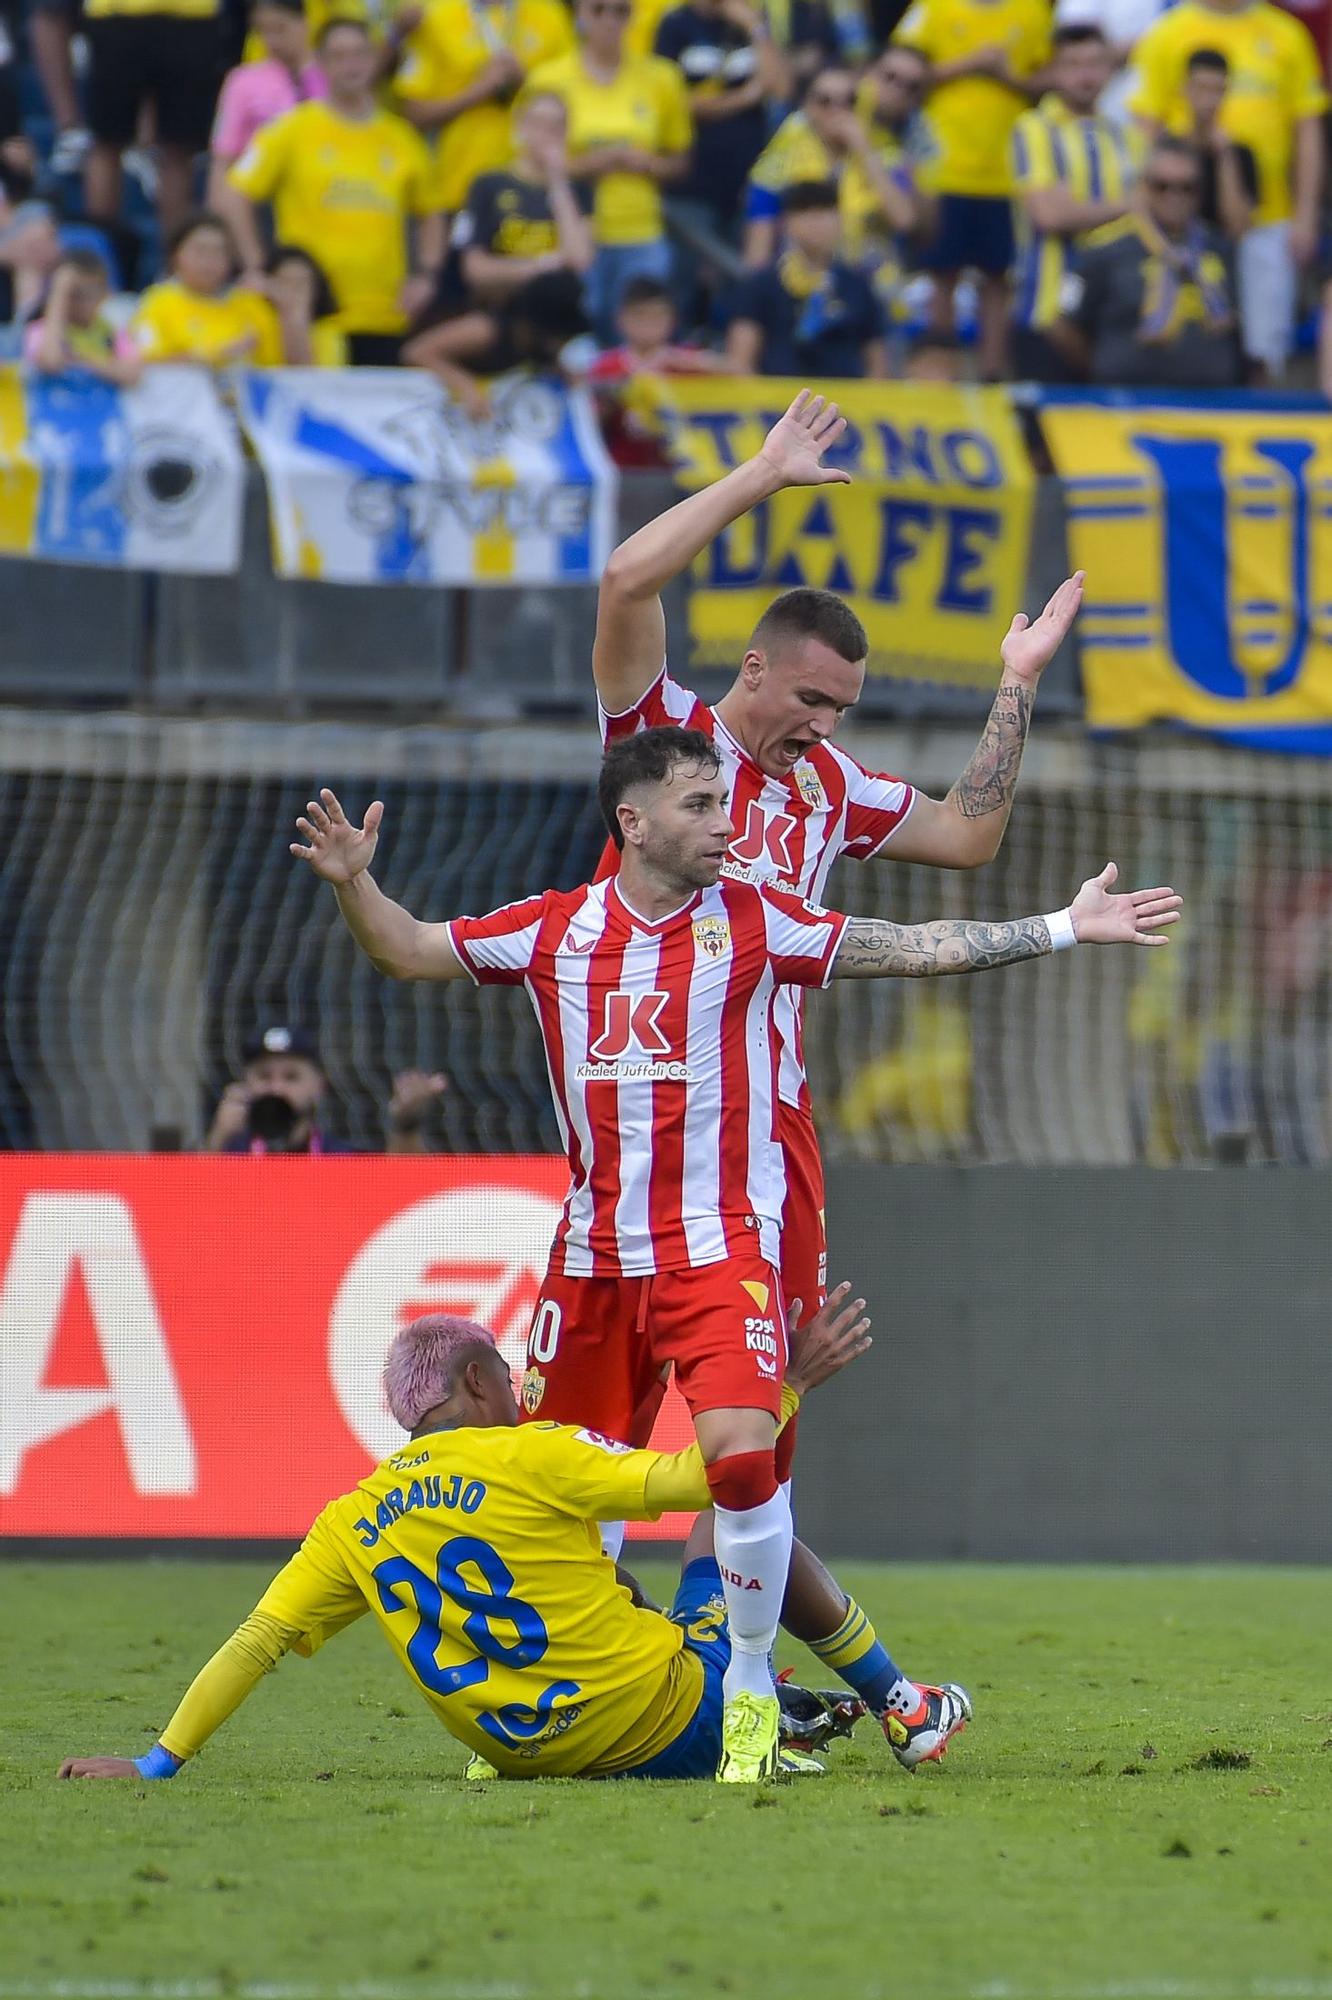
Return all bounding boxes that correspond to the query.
[266,244,347,366]
[134,211,282,368]
[586,273,725,463]
[24,247,141,383]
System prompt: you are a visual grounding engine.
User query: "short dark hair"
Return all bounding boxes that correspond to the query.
[749,587,867,667]
[1053,21,1107,47]
[314,13,372,49]
[598,728,721,850]
[619,275,673,312]
[1187,45,1230,74]
[1148,133,1203,169]
[267,242,338,320]
[166,208,236,266]
[782,178,840,216]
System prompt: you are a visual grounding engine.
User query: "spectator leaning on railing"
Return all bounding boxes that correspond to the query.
[393,0,574,219]
[221,17,444,364]
[133,211,284,367]
[1009,25,1138,382]
[526,0,693,343]
[588,272,729,464]
[895,0,1051,380]
[206,0,327,212]
[24,246,142,384]
[1058,132,1243,387]
[725,175,888,374]
[402,264,589,417]
[1127,0,1326,381]
[204,1025,448,1157]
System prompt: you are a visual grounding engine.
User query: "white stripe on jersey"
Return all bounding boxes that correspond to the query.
[680,918,728,1268]
[551,884,610,1279]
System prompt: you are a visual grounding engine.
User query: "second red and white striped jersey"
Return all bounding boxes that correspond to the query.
[449,876,848,1278]
[598,666,915,1109]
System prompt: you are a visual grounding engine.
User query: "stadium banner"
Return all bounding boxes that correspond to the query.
[236,368,618,586]
[632,376,1034,688]
[0,1156,691,1542]
[0,364,243,573]
[1040,389,1332,752]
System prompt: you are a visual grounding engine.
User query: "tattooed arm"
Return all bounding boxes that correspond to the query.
[879,575,1083,871]
[830,864,1183,980]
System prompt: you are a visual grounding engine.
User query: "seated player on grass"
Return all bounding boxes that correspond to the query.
[60,1297,898,1785]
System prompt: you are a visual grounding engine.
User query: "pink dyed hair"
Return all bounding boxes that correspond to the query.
[382,1314,498,1430]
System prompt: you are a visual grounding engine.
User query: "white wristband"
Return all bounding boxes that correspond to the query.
[1042,907,1078,952]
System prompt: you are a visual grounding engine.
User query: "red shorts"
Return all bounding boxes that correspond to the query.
[519,1255,788,1445]
[777,1099,828,1327]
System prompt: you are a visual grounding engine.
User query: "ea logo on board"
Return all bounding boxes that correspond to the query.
[328,1184,561,1461]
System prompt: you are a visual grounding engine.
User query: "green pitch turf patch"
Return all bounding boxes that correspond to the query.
[3,1560,1332,2000]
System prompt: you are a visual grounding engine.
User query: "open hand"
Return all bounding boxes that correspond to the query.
[290,789,383,883]
[1000,572,1084,686]
[1069,862,1182,946]
[785,1281,872,1396]
[58,1756,140,1780]
[757,389,851,489]
[388,1069,447,1128]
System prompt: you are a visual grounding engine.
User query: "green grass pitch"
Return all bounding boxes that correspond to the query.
[4,1559,1332,2000]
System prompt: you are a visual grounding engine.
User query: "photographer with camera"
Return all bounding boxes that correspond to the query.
[203,1025,446,1156]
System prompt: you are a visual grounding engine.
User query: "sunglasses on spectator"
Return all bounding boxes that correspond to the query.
[1146,174,1200,194]
[812,89,856,106]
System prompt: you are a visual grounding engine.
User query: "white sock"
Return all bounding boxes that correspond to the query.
[714,1487,793,1703]
[599,1520,626,1562]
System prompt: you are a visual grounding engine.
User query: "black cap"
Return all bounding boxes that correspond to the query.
[241,1024,321,1065]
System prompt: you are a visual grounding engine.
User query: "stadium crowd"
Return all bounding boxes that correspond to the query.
[0,0,1330,412]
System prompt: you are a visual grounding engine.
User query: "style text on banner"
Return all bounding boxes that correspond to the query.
[632,376,1034,689]
[238,368,618,586]
[0,363,243,573]
[1042,394,1332,752]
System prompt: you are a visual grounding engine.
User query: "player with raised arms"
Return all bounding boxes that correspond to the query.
[284,730,1179,1781]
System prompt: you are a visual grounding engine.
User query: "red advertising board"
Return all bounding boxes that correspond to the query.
[0,1156,694,1541]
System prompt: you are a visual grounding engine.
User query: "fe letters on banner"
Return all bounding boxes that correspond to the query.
[0,1156,693,1542]
[237,367,618,586]
[0,364,243,573]
[1042,393,1332,752]
[631,376,1034,689]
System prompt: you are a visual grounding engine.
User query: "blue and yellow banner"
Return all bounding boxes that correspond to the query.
[1042,391,1332,752]
[633,378,1034,689]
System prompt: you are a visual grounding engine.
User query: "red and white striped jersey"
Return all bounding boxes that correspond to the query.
[598,666,914,1110]
[448,875,848,1278]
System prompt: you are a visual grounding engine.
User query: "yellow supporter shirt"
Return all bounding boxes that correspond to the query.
[1010,96,1140,328]
[895,0,1050,197]
[229,101,436,334]
[1129,0,1327,227]
[524,50,693,246]
[158,1420,756,1778]
[85,0,217,16]
[132,279,283,366]
[748,107,925,266]
[395,0,574,211]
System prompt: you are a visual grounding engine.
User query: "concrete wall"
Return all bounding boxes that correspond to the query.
[793,1166,1332,1563]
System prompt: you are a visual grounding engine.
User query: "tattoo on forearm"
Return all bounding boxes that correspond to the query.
[951,681,1033,820]
[836,915,1052,979]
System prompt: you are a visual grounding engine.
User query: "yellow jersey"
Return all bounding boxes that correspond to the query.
[132,279,284,367]
[395,0,574,212]
[85,0,216,16]
[524,51,693,246]
[895,0,1050,197]
[1128,0,1327,227]
[229,101,436,334]
[1011,96,1139,329]
[747,107,924,268]
[161,1420,749,1777]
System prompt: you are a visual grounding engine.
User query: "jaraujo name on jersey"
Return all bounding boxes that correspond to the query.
[598,666,915,1111]
[449,877,847,1279]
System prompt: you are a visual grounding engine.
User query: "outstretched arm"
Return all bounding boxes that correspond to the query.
[884,574,1084,870]
[290,789,465,981]
[831,863,1181,979]
[593,389,851,715]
